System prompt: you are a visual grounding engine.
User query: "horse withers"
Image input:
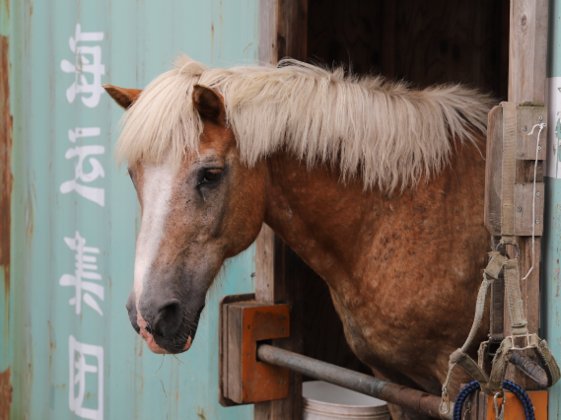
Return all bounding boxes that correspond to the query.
[105,55,494,420]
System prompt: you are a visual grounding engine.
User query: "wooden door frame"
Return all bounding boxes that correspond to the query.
[504,0,548,388]
[255,2,308,419]
[254,0,548,417]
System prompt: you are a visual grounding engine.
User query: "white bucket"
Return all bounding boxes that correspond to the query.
[302,381,391,420]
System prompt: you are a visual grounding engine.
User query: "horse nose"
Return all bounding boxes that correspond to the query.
[152,299,182,338]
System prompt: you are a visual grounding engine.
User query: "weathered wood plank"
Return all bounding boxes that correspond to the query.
[484,105,545,237]
[255,1,307,418]
[485,106,504,236]
[259,0,277,64]
[508,0,549,104]
[219,293,255,407]
[254,236,304,420]
[255,224,275,301]
[505,0,548,391]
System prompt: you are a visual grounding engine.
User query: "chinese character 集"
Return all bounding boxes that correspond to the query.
[69,335,104,420]
[59,231,104,316]
[60,24,105,108]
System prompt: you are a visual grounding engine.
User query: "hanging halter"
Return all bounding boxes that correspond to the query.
[439,103,560,419]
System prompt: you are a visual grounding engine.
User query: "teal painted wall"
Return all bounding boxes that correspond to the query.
[545,1,561,418]
[1,1,259,419]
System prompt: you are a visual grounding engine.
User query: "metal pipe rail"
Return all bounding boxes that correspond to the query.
[257,344,443,419]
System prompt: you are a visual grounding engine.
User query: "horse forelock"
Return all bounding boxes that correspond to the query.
[116,54,495,192]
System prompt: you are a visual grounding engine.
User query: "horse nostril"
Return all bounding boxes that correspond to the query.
[153,300,182,338]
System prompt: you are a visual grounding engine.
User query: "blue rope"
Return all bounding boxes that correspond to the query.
[453,380,535,420]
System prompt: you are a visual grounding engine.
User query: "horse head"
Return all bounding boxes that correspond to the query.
[105,83,265,354]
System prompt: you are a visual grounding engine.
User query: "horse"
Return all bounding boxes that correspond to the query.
[104,55,495,420]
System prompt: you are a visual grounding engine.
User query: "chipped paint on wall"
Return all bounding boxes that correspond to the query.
[0,34,11,295]
[0,367,12,420]
[0,30,12,417]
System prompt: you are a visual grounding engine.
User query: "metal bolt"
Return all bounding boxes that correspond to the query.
[536,192,541,197]
[539,116,544,121]
[523,125,528,131]
[536,220,540,225]
[538,146,542,150]
[517,207,522,212]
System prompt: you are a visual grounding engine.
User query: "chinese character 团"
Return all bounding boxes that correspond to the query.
[69,335,104,420]
[59,231,104,316]
[60,24,105,108]
[59,127,105,207]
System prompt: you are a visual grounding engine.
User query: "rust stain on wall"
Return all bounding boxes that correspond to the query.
[0,368,12,420]
[0,34,12,294]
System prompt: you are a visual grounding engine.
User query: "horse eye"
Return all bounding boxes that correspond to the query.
[203,169,222,182]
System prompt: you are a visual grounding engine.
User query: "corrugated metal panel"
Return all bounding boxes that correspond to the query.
[2,1,259,419]
[545,1,561,418]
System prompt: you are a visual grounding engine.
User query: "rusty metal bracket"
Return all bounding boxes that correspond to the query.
[219,295,290,405]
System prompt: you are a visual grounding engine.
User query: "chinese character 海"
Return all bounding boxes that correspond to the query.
[59,127,105,207]
[59,231,104,316]
[69,335,104,420]
[60,24,105,108]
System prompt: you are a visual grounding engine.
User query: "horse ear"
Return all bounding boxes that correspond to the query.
[103,84,143,110]
[192,84,225,122]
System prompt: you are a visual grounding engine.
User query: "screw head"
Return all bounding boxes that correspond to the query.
[517,207,523,212]
[539,116,544,121]
[538,146,542,150]
[523,125,528,131]
[536,220,540,225]
[536,192,541,197]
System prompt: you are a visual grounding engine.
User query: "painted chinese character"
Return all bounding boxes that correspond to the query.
[59,231,104,316]
[69,335,104,420]
[68,127,101,143]
[59,134,105,206]
[60,24,105,108]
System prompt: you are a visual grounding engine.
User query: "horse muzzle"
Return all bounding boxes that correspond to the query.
[126,286,200,354]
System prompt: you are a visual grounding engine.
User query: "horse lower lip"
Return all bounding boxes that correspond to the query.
[139,323,193,354]
[140,327,168,354]
[183,336,193,351]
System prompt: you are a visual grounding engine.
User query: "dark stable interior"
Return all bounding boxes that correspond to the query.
[300,0,510,379]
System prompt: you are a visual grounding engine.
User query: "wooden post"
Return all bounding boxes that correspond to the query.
[508,0,548,105]
[505,0,548,389]
[255,1,307,419]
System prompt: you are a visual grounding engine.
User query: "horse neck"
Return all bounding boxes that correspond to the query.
[263,152,386,285]
[262,140,486,290]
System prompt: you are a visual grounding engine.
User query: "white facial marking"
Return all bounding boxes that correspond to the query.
[134,158,175,314]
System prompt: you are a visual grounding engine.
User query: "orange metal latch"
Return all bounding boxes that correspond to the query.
[219,294,290,406]
[478,391,548,420]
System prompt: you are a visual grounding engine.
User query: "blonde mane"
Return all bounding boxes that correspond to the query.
[117,55,494,191]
